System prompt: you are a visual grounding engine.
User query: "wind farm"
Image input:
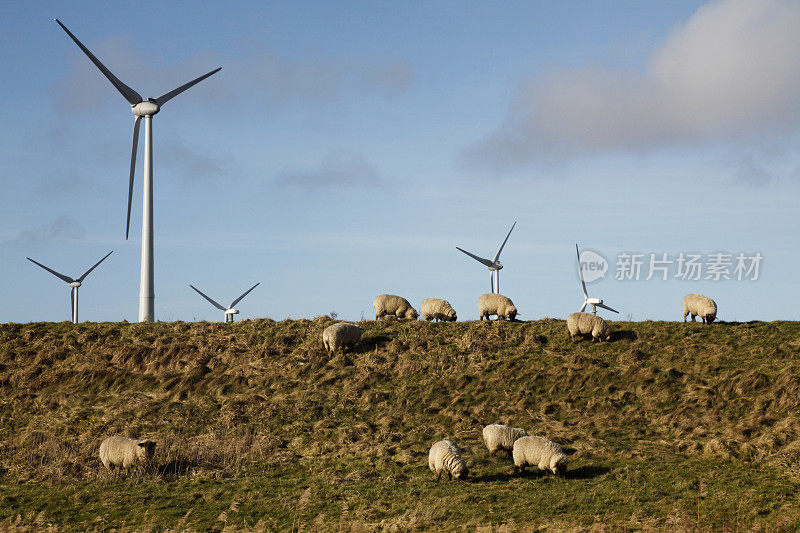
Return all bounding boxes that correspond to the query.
[2,2,799,531]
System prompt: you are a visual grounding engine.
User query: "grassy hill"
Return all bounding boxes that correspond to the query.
[1,318,799,531]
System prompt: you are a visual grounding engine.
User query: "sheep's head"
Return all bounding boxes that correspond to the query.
[552,457,568,476]
[406,309,419,320]
[453,462,468,480]
[136,439,156,462]
[706,315,716,324]
[506,306,518,320]
[446,313,457,322]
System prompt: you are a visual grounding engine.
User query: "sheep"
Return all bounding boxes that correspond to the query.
[482,424,529,457]
[478,293,518,321]
[566,312,611,342]
[99,436,156,471]
[322,322,362,355]
[373,294,419,320]
[420,298,457,322]
[683,293,717,324]
[428,439,468,481]
[512,435,568,476]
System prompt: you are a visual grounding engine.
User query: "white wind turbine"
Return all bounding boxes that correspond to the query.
[190,283,260,322]
[576,244,618,316]
[27,251,113,323]
[55,19,221,323]
[456,222,516,294]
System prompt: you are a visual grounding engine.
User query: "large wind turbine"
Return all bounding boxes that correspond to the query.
[190,283,260,322]
[456,222,516,294]
[576,244,618,316]
[55,19,221,322]
[27,251,113,323]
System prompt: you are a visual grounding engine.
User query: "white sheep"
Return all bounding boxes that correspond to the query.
[478,293,518,321]
[322,322,362,354]
[99,436,156,471]
[428,439,468,481]
[512,435,568,476]
[683,293,717,324]
[373,294,419,320]
[482,424,529,457]
[420,298,457,322]
[566,312,611,342]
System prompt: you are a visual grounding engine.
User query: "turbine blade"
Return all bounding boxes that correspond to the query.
[576,244,588,297]
[579,302,588,313]
[126,116,141,240]
[26,257,74,284]
[598,303,619,314]
[492,221,516,263]
[189,284,227,311]
[230,282,260,308]
[154,67,222,107]
[456,247,494,267]
[54,19,143,106]
[77,251,113,282]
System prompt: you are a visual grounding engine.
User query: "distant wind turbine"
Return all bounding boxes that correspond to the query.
[27,251,113,323]
[190,283,260,322]
[456,222,516,294]
[576,244,618,316]
[55,19,221,322]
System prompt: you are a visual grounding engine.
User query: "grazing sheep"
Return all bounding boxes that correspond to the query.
[478,293,518,321]
[567,312,611,342]
[322,322,362,355]
[683,293,717,324]
[99,436,156,471]
[373,294,419,320]
[428,439,468,481]
[421,298,457,322]
[482,424,529,457]
[512,436,568,476]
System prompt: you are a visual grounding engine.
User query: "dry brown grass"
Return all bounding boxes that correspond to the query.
[0,318,799,530]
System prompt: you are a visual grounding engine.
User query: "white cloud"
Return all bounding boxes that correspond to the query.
[466,0,800,169]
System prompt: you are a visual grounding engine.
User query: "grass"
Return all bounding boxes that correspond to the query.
[0,317,799,530]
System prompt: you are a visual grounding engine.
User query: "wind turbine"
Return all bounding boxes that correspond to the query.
[55,19,221,323]
[190,283,260,322]
[576,244,618,316]
[27,251,113,323]
[456,222,516,294]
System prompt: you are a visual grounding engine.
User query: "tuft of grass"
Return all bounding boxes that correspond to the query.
[0,319,799,530]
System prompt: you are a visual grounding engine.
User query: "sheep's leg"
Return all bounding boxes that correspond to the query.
[448,471,452,481]
[436,470,441,482]
[691,314,696,322]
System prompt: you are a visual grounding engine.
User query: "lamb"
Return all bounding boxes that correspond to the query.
[512,435,568,476]
[428,439,468,481]
[373,294,419,320]
[683,293,717,324]
[482,424,529,457]
[566,312,611,342]
[99,436,156,471]
[322,322,362,354]
[420,298,457,322]
[478,293,518,321]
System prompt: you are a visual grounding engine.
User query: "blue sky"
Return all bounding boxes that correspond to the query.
[1,0,798,323]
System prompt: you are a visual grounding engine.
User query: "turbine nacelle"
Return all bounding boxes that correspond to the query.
[587,297,602,305]
[225,309,239,316]
[69,281,82,289]
[132,101,160,117]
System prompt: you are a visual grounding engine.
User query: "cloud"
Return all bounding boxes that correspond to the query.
[465,0,800,169]
[52,30,412,117]
[276,153,384,192]
[6,216,86,247]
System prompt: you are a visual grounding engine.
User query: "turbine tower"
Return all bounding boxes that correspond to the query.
[456,222,516,294]
[27,251,113,323]
[190,283,260,322]
[55,19,221,322]
[576,244,618,316]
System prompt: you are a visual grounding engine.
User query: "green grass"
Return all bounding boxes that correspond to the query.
[1,318,799,530]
